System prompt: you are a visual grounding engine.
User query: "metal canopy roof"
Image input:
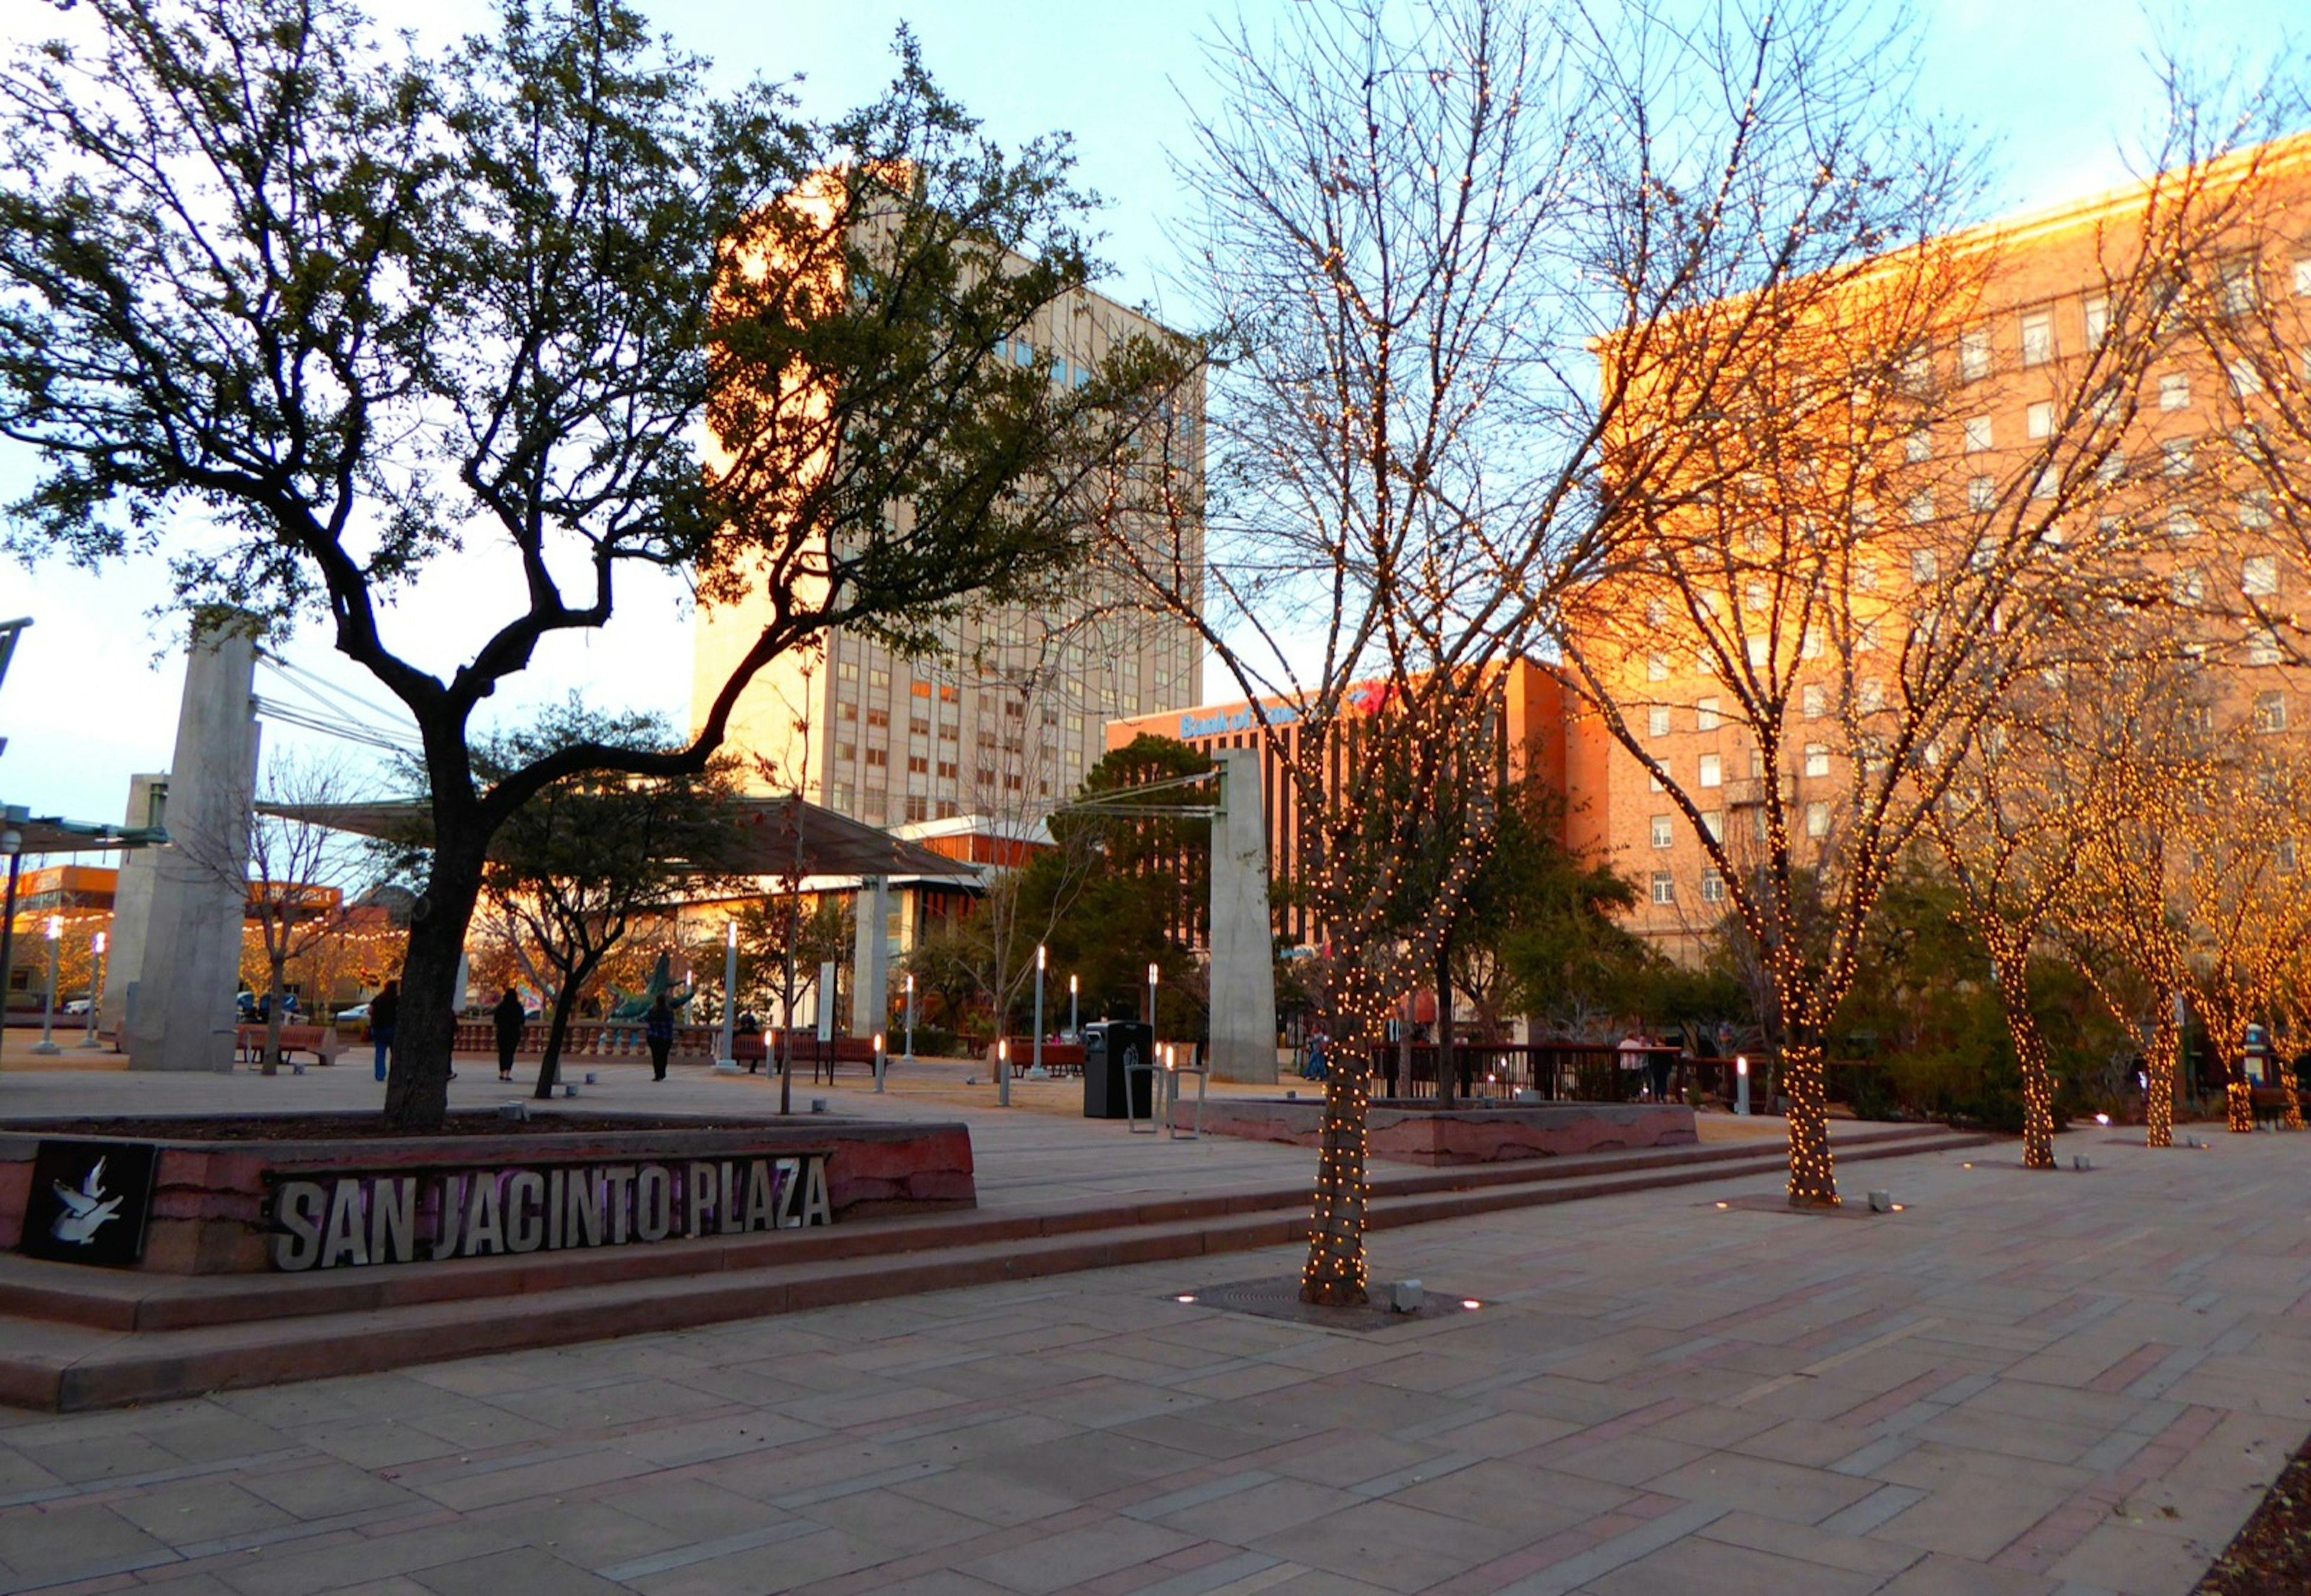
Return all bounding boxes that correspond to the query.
[0,808,170,857]
[259,794,979,882]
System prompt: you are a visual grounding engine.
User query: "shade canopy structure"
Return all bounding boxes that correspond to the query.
[0,807,170,856]
[258,795,979,882]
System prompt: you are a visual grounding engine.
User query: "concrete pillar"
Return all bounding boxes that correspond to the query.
[1207,747,1278,1083]
[100,774,167,1039]
[125,620,259,1071]
[849,875,889,1041]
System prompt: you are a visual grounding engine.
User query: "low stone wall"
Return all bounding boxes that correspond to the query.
[1183,1097,1697,1165]
[0,1113,974,1274]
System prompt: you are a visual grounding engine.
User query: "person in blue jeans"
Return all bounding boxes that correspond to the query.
[370,979,399,1083]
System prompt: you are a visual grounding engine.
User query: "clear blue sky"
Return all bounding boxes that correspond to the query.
[1,0,2302,826]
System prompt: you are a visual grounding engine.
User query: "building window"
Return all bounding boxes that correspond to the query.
[1801,684,1827,720]
[1963,416,1993,453]
[2295,260,2311,297]
[910,717,930,737]
[2279,838,2300,874]
[1697,696,1721,732]
[870,667,890,692]
[836,658,858,681]
[2170,569,2203,608]
[936,799,959,820]
[1645,598,1668,626]
[1857,679,1884,713]
[2168,510,2197,539]
[2162,439,2192,477]
[1744,580,1769,611]
[2026,401,2055,439]
[1905,427,1932,463]
[1701,871,1725,905]
[2096,451,2124,486]
[2158,373,2191,410]
[1647,652,1669,683]
[1908,491,1935,524]
[864,747,888,769]
[831,784,853,810]
[1650,872,1676,906]
[937,760,958,780]
[1701,810,1724,841]
[1960,327,1990,381]
[2248,628,2282,666]
[2243,555,2279,598]
[835,742,856,763]
[2084,294,2110,342]
[1651,815,1674,849]
[1804,743,1830,778]
[1911,547,1939,584]
[838,701,857,722]
[1648,763,1666,793]
[906,754,929,775]
[2253,691,2288,734]
[1698,753,1723,788]
[1852,558,1878,593]
[1967,476,1996,513]
[2220,261,2256,316]
[2020,309,2053,366]
[2230,359,2264,397]
[1856,619,1880,653]
[910,681,931,699]
[1806,801,1831,838]
[865,707,889,729]
[1647,705,1671,737]
[905,795,928,823]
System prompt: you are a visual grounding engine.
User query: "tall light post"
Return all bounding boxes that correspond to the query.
[81,930,106,1048]
[903,972,915,1061]
[32,913,61,1054]
[1068,973,1078,1038]
[1032,944,1047,1077]
[0,821,22,1072]
[1146,962,1159,1031]
[717,919,738,1068]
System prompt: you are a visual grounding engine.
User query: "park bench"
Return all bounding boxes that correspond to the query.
[1000,1039,1086,1078]
[237,1023,341,1068]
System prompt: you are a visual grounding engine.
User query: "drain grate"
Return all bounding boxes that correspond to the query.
[1169,1277,1484,1333]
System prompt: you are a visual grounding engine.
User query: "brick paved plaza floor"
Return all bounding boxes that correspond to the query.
[1,1060,2305,1594]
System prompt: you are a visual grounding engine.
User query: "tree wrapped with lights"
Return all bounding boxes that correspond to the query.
[1101,0,2017,1291]
[1556,78,2272,1203]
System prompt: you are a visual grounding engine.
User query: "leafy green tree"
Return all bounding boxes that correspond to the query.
[466,703,743,1099]
[1029,735,1215,1028]
[0,0,1194,1128]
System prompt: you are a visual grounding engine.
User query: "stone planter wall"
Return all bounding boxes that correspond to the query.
[1181,1097,1697,1165]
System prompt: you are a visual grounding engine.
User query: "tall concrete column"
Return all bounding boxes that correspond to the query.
[849,875,889,1041]
[99,773,167,1039]
[125,620,259,1071]
[1207,747,1278,1083]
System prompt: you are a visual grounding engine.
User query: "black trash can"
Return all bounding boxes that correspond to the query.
[1083,1021,1155,1119]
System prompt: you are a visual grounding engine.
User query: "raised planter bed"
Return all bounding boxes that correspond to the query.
[1183,1096,1697,1165]
[1,1110,973,1274]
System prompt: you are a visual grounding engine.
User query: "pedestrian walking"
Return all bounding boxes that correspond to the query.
[492,988,525,1081]
[645,991,675,1081]
[370,979,399,1083]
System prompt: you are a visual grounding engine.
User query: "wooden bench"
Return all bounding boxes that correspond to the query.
[1001,1039,1086,1078]
[732,1033,768,1066]
[237,1023,341,1068]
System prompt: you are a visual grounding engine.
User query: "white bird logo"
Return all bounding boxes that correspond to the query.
[50,1158,123,1246]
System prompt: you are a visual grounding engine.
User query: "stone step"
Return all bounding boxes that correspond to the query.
[0,1121,1957,1334]
[0,1127,1990,1411]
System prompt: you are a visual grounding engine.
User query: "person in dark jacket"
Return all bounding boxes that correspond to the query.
[370,980,400,1083]
[492,988,525,1081]
[645,992,675,1081]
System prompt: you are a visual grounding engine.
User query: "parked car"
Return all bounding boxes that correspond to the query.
[63,997,94,1015]
[335,1001,372,1024]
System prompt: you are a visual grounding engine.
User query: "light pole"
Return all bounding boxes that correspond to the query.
[32,913,61,1054]
[873,1030,886,1093]
[1068,973,1078,1038]
[1736,1055,1751,1116]
[903,972,915,1061]
[0,821,21,1072]
[717,919,738,1068]
[997,1037,1010,1107]
[81,930,106,1048]
[1146,961,1159,1028]
[1032,944,1045,1078]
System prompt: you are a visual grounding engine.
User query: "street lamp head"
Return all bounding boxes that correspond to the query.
[43,913,60,941]
[1069,973,1078,994]
[0,827,19,856]
[93,930,107,954]
[726,920,738,948]
[1036,943,1046,971]
[1148,963,1159,986]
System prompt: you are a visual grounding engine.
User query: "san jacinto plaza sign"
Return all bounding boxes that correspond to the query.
[269,1149,835,1271]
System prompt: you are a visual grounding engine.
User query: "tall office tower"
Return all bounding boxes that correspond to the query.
[693,262,1204,830]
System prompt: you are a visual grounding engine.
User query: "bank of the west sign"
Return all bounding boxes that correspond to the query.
[268,1151,834,1272]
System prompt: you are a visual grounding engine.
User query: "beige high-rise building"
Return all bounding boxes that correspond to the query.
[691,277,1204,830]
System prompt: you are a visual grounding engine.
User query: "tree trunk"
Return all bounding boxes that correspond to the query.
[2277,1042,2304,1132]
[2222,1018,2254,1133]
[1300,1041,1372,1305]
[2144,1006,2178,1149]
[532,974,585,1101]
[1991,948,2055,1170]
[1781,1033,1839,1207]
[262,956,288,1078]
[382,849,484,1133]
[1434,941,1455,1112]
